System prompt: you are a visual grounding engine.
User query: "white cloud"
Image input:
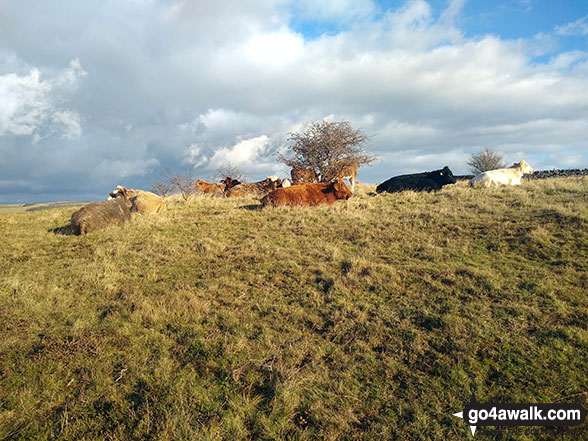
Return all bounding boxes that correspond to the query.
[209,135,271,168]
[183,143,209,168]
[555,15,588,36]
[0,58,86,139]
[244,28,304,66]
[438,0,466,26]
[200,108,245,131]
[1,0,587,201]
[0,68,51,136]
[52,110,82,139]
[54,59,87,91]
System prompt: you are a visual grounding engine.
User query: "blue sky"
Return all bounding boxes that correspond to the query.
[292,1,588,50]
[1,0,587,202]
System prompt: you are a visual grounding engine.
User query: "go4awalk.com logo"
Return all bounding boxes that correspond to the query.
[452,386,586,437]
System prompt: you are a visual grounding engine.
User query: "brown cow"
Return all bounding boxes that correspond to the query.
[71,193,132,235]
[221,177,241,190]
[291,167,318,183]
[225,177,280,198]
[325,161,358,192]
[193,179,225,195]
[261,179,352,208]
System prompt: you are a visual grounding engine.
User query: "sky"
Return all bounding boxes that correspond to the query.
[1,0,587,203]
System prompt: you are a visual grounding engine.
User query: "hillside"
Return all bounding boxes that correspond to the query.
[0,178,587,440]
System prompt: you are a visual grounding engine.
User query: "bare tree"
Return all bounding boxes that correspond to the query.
[467,147,506,174]
[151,168,195,200]
[151,180,175,197]
[277,120,377,181]
[211,163,249,183]
[171,172,196,200]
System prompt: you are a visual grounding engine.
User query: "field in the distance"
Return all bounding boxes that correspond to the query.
[0,178,586,441]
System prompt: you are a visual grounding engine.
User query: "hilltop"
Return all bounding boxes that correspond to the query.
[0,178,586,440]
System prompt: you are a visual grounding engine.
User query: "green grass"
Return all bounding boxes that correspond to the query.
[0,178,587,441]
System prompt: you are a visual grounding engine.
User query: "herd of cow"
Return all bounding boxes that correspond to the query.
[68,160,535,234]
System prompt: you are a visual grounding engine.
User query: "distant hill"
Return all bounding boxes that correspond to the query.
[0,201,89,214]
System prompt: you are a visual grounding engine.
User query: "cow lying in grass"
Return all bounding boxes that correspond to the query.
[109,186,165,213]
[469,160,535,187]
[225,177,281,198]
[376,166,456,193]
[261,179,352,207]
[71,193,132,235]
[193,179,225,195]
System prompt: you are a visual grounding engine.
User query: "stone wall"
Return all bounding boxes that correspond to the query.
[524,168,588,180]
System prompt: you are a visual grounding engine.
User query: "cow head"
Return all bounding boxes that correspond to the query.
[221,177,241,189]
[514,160,534,175]
[263,177,281,190]
[193,179,208,191]
[332,179,353,200]
[109,186,132,208]
[108,185,127,200]
[435,166,457,185]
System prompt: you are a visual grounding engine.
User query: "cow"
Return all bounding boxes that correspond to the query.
[261,179,352,208]
[220,177,241,190]
[325,161,358,192]
[193,179,226,195]
[280,178,292,188]
[225,177,281,198]
[108,186,165,213]
[469,160,535,187]
[291,167,318,183]
[71,193,132,235]
[376,166,457,193]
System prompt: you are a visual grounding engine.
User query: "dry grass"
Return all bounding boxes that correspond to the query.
[0,178,587,440]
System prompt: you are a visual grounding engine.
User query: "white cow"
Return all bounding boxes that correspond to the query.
[469,160,535,187]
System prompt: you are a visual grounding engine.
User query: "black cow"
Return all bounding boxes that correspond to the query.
[376,166,456,193]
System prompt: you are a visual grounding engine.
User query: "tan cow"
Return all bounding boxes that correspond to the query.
[109,186,165,213]
[325,161,358,192]
[193,179,226,195]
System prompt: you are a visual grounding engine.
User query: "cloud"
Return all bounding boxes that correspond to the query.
[555,15,588,36]
[209,135,271,168]
[0,68,51,136]
[92,158,161,182]
[291,0,376,23]
[0,0,587,202]
[244,28,305,67]
[0,58,86,139]
[52,110,82,139]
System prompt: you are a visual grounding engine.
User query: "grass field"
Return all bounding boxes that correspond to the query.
[0,202,89,215]
[0,178,586,441]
